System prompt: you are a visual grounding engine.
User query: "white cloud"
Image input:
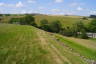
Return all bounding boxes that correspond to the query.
[20,10,27,14]
[0,3,5,6]
[70,2,85,7]
[90,10,96,14]
[0,2,13,7]
[38,6,45,11]
[66,12,73,15]
[77,7,83,11]
[70,3,78,7]
[11,9,27,14]
[27,0,36,3]
[0,9,4,14]
[0,1,24,8]
[54,0,64,3]
[50,9,65,15]
[51,9,62,12]
[16,1,24,8]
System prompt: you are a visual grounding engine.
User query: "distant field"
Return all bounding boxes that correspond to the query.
[0,15,24,23]
[0,24,96,64]
[0,15,91,27]
[35,15,91,27]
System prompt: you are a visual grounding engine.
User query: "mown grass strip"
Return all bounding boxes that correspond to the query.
[45,33,87,64]
[0,24,55,64]
[55,34,96,60]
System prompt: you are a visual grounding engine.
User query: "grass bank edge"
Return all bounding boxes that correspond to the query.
[55,34,96,60]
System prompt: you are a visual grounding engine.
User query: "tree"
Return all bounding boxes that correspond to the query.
[24,15,37,26]
[76,21,86,32]
[49,20,62,33]
[5,14,10,16]
[79,29,88,39]
[19,14,37,27]
[40,19,50,31]
[88,19,96,38]
[90,15,96,18]
[0,14,3,17]
[10,18,21,24]
[82,17,88,20]
[70,21,86,37]
[71,24,78,37]
[88,19,96,33]
[61,27,73,37]
[19,18,26,25]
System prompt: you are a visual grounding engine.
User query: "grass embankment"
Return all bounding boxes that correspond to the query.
[90,38,96,42]
[45,33,87,64]
[55,34,96,60]
[0,24,88,64]
[0,24,55,64]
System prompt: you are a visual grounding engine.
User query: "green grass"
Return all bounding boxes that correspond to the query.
[55,34,96,60]
[45,33,87,64]
[0,24,55,64]
[35,15,91,27]
[0,23,95,64]
[90,38,96,42]
[1,15,91,27]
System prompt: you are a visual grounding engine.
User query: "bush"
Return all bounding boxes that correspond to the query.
[10,15,37,27]
[23,14,37,26]
[88,19,96,33]
[89,15,96,18]
[40,19,49,31]
[49,20,62,33]
[78,29,88,39]
[10,18,21,24]
[82,17,88,20]
[61,27,73,37]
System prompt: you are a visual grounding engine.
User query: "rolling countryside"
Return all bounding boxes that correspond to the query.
[0,23,96,64]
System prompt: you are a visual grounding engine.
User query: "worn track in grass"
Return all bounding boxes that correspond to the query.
[0,24,95,64]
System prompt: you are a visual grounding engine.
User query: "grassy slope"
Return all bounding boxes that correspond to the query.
[0,24,55,64]
[90,38,96,42]
[0,24,89,64]
[35,15,91,27]
[63,37,96,50]
[1,16,24,23]
[1,15,91,27]
[55,34,96,60]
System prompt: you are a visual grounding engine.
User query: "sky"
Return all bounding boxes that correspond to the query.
[0,0,96,16]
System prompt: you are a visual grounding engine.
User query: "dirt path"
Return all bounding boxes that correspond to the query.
[50,34,96,64]
[36,30,71,64]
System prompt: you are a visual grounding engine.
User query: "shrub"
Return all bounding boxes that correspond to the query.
[78,29,88,39]
[40,19,49,31]
[49,20,62,33]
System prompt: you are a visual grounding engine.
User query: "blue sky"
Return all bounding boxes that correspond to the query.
[0,0,96,16]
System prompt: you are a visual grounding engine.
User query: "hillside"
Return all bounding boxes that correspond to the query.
[35,15,91,27]
[0,24,96,64]
[0,15,91,27]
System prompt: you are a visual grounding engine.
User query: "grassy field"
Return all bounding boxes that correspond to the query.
[0,15,91,27]
[0,24,96,64]
[35,15,91,27]
[0,24,55,64]
[55,34,96,62]
[0,15,24,23]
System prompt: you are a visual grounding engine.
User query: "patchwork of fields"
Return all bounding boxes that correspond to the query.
[1,15,91,27]
[0,24,96,64]
[35,15,91,27]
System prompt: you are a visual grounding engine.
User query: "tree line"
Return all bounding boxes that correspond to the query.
[9,14,96,39]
